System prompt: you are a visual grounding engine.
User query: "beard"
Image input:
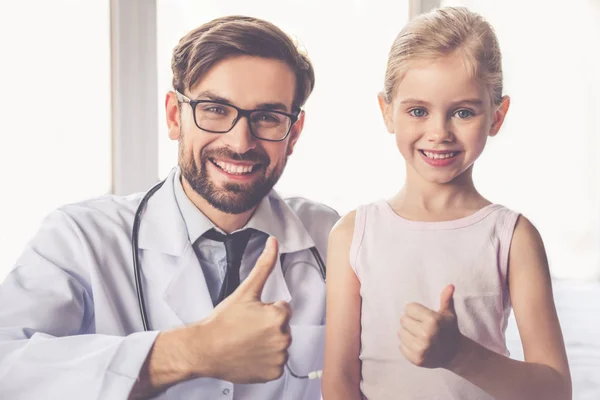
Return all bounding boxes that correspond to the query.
[179,141,286,215]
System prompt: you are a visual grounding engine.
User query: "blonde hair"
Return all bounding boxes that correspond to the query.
[382,7,503,105]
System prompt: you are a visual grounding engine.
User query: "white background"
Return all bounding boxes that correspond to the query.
[0,1,112,282]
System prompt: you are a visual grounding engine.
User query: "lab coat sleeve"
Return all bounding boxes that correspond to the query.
[0,210,159,400]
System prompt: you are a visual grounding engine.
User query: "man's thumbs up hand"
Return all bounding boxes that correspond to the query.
[397,284,462,369]
[200,237,292,383]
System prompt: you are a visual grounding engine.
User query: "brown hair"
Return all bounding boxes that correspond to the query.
[383,7,503,105]
[171,16,315,112]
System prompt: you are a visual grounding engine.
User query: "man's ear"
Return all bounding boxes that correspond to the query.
[286,110,305,156]
[166,91,182,141]
[489,95,510,137]
[378,93,394,134]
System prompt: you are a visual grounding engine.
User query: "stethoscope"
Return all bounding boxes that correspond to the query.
[132,179,326,380]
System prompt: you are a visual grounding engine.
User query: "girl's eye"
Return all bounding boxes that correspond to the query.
[409,108,427,118]
[455,109,474,119]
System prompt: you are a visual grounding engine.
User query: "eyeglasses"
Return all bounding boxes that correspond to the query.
[175,91,300,142]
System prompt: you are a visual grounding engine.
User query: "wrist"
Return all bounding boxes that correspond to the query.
[130,329,199,398]
[446,333,472,375]
[152,328,198,381]
[177,321,218,379]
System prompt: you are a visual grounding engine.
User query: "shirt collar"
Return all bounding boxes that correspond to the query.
[172,167,315,254]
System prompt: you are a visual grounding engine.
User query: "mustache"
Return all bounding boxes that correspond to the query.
[201,147,270,165]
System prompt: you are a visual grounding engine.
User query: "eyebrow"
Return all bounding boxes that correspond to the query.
[399,99,431,106]
[399,98,484,107]
[195,90,290,112]
[453,99,484,107]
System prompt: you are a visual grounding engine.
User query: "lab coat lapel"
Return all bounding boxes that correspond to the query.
[259,252,291,304]
[136,169,214,326]
[245,192,316,305]
[162,244,215,324]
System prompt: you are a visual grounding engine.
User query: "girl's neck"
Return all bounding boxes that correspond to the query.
[389,165,491,221]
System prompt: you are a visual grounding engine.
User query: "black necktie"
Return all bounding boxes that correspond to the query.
[203,228,254,305]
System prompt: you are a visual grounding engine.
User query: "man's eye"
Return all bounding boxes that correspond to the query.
[258,113,279,122]
[409,108,427,118]
[251,111,282,125]
[206,106,226,114]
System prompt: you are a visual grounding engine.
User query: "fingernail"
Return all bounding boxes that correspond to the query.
[266,236,276,249]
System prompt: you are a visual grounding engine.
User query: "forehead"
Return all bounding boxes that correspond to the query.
[190,55,296,111]
[394,55,489,105]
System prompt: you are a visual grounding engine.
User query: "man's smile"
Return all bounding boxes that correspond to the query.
[209,158,262,175]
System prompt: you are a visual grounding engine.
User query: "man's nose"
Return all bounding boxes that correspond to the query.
[221,116,258,154]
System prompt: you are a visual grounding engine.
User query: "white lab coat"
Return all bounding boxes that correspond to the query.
[0,168,339,399]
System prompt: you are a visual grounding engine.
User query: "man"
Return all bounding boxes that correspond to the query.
[0,16,338,399]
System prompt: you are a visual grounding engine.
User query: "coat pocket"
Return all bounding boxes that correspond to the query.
[284,324,325,400]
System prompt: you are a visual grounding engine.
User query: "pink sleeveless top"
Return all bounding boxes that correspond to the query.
[350,201,520,399]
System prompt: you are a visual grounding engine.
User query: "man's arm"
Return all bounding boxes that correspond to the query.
[0,210,160,399]
[0,210,291,399]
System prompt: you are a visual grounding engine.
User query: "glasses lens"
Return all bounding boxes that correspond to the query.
[250,111,292,140]
[194,102,238,133]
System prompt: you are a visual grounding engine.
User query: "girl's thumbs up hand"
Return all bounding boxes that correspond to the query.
[397,284,463,369]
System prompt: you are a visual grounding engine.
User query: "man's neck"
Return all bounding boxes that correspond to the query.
[181,177,256,234]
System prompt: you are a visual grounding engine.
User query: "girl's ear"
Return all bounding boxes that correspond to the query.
[489,95,511,137]
[378,93,395,134]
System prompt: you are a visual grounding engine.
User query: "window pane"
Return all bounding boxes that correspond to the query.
[0,1,111,281]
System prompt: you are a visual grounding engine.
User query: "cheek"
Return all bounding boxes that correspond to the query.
[263,143,288,167]
[184,133,215,161]
[471,136,488,157]
[181,139,198,163]
[394,124,421,154]
[462,125,489,154]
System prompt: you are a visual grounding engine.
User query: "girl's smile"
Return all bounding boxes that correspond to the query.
[418,149,462,167]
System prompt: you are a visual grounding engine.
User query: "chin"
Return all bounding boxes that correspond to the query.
[427,176,457,185]
[417,170,461,185]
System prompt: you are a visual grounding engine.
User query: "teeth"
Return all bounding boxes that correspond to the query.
[423,151,456,159]
[213,160,255,174]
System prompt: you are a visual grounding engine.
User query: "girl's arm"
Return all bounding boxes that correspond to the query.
[447,215,572,400]
[321,211,364,400]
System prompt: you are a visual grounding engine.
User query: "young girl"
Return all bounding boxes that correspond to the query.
[322,7,571,400]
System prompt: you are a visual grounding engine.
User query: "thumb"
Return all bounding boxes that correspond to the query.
[439,284,455,314]
[232,236,279,301]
